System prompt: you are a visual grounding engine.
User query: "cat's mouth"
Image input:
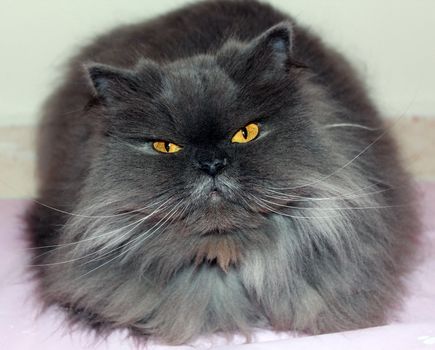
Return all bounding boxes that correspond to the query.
[207,187,224,204]
[191,176,234,204]
[118,178,269,235]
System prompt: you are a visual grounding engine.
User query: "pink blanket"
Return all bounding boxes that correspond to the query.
[1,183,435,349]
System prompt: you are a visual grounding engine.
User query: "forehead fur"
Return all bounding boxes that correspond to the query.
[158,56,240,143]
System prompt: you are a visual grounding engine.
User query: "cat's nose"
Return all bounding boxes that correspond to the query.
[198,158,227,176]
[195,149,228,176]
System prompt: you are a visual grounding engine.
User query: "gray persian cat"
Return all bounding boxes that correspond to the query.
[26,0,420,344]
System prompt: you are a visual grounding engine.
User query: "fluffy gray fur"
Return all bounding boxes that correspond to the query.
[27,0,420,345]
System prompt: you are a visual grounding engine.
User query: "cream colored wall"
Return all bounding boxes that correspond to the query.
[0,0,435,127]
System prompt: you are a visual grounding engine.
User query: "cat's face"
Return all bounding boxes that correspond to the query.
[83,24,327,267]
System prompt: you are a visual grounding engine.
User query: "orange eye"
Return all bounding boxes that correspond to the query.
[231,123,260,143]
[152,141,182,154]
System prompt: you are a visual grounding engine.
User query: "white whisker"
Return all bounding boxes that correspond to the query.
[270,109,412,191]
[263,183,390,202]
[29,197,172,252]
[78,201,186,277]
[30,199,182,267]
[259,197,408,211]
[250,195,341,220]
[75,200,185,267]
[322,123,381,131]
[31,196,166,219]
[30,212,149,267]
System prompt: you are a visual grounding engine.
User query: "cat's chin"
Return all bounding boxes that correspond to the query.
[184,201,265,234]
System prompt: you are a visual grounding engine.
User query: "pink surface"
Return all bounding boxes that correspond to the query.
[1,184,435,350]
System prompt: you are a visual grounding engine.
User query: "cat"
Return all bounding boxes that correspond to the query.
[26,0,420,345]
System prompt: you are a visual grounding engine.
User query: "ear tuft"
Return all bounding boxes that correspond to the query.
[264,23,292,54]
[87,64,113,95]
[254,22,293,73]
[84,63,138,103]
[235,21,303,79]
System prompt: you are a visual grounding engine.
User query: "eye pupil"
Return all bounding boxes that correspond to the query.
[164,142,170,152]
[241,127,248,139]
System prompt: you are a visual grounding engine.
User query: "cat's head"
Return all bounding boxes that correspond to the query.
[78,23,334,269]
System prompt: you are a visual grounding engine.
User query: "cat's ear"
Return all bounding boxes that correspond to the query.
[246,22,295,75]
[85,63,139,103]
[85,60,162,104]
[219,22,305,82]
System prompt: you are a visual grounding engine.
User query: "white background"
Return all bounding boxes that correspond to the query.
[1,0,434,126]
